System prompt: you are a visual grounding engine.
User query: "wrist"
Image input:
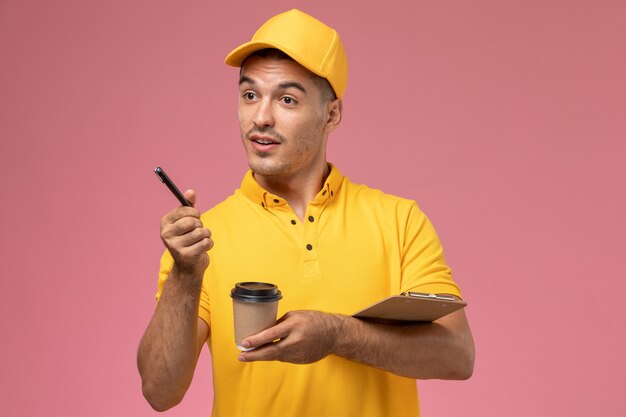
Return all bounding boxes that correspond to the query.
[169,264,204,293]
[331,314,362,358]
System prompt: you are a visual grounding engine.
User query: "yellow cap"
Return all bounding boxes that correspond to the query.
[224,9,348,99]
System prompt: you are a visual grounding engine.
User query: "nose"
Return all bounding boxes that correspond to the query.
[253,98,275,128]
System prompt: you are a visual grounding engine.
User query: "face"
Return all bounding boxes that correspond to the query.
[238,56,339,179]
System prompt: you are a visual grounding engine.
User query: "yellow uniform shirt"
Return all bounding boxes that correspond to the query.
[157,164,461,417]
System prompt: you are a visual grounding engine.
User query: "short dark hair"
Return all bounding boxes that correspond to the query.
[241,48,337,103]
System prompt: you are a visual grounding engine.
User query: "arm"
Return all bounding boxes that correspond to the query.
[237,307,474,380]
[137,190,213,411]
[337,308,474,379]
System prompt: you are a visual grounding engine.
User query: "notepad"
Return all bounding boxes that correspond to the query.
[352,292,467,322]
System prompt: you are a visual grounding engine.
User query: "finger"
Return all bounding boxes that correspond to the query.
[172,217,205,236]
[162,206,201,226]
[174,227,212,248]
[161,218,202,242]
[241,321,290,350]
[238,340,282,362]
[161,207,202,228]
[175,237,213,257]
[184,189,197,207]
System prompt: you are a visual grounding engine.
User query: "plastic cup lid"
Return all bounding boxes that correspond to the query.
[230,282,282,302]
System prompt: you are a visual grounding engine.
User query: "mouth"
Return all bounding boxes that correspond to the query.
[248,134,281,153]
[249,135,280,145]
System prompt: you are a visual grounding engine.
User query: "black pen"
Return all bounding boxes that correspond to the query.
[153,167,192,207]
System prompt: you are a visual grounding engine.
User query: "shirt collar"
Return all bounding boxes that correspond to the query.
[240,163,344,209]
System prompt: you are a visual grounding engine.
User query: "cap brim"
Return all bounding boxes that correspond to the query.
[225,41,287,67]
[224,41,325,79]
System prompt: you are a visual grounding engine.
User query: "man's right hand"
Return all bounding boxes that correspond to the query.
[140,189,211,411]
[160,189,213,276]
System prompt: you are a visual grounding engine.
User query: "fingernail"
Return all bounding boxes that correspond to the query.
[242,340,251,348]
[238,354,246,362]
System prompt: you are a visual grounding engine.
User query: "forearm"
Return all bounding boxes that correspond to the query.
[238,309,474,380]
[137,266,204,411]
[333,310,475,380]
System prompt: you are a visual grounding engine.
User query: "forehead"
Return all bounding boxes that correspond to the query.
[239,56,318,89]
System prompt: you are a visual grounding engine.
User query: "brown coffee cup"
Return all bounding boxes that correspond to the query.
[230,282,282,351]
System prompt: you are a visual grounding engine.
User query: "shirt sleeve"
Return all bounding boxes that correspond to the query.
[156,249,211,326]
[399,202,462,299]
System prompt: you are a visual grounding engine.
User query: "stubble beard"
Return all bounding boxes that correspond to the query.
[244,127,290,176]
[243,113,327,177]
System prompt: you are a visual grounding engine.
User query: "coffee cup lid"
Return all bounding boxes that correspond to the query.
[230,282,282,302]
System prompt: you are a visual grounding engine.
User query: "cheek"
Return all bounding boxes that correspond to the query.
[237,104,246,123]
[282,110,324,134]
[238,107,252,134]
[299,115,326,139]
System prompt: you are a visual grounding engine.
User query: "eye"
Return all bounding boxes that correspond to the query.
[280,96,297,105]
[242,92,256,101]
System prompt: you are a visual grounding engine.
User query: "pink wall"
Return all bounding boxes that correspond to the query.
[1,0,624,415]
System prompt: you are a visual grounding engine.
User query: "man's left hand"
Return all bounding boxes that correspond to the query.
[237,310,344,364]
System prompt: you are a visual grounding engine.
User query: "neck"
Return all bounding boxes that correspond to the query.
[254,163,330,221]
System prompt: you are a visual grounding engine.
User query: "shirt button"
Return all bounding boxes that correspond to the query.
[306,244,313,251]
[291,219,297,225]
[308,215,314,222]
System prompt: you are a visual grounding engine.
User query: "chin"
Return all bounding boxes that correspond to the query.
[248,159,287,177]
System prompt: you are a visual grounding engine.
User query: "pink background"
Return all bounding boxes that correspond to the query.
[1,0,625,415]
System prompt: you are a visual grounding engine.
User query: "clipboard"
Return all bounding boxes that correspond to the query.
[352,292,467,322]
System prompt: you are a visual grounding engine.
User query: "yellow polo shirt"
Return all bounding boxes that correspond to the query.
[157,164,461,417]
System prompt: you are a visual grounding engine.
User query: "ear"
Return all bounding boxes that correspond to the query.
[324,99,343,133]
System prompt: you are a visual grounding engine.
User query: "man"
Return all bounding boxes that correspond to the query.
[137,9,474,416]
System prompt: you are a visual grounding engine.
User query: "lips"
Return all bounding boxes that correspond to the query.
[249,135,280,145]
[249,133,282,153]
[249,134,281,153]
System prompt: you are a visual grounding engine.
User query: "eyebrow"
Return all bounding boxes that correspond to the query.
[277,82,307,94]
[239,76,308,94]
[239,75,255,86]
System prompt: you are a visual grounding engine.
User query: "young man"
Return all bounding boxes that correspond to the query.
[137,9,474,416]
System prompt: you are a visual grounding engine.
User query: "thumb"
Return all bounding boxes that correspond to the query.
[184,189,197,207]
